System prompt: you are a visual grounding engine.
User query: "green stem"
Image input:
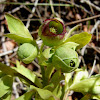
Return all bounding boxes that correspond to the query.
[40,43,44,54]
[65,24,81,40]
[40,65,46,87]
[63,90,70,100]
[0,2,73,7]
[45,64,54,82]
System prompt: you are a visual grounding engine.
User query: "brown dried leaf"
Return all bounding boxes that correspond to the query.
[5,40,15,51]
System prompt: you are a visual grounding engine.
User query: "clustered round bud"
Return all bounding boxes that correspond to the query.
[51,42,79,73]
[38,18,67,46]
[17,43,38,64]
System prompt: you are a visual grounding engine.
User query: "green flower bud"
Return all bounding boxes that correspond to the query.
[52,42,79,73]
[17,43,38,64]
[70,75,100,95]
[38,18,67,46]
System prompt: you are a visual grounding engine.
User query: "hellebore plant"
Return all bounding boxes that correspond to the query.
[1,13,99,100]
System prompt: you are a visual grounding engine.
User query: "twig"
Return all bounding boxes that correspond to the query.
[32,0,39,14]
[13,82,19,98]
[32,60,40,69]
[81,0,100,11]
[44,1,48,18]
[0,2,73,7]
[0,40,42,57]
[0,47,18,57]
[89,2,99,41]
[65,14,100,26]
[88,55,97,78]
[50,0,55,16]
[15,77,24,90]
[26,0,39,28]
[21,18,41,21]
[91,20,100,34]
[60,0,92,15]
[88,44,100,54]
[8,5,24,13]
[0,1,5,13]
[81,45,87,56]
[80,45,87,66]
[0,0,6,2]
[36,8,43,24]
[1,26,10,66]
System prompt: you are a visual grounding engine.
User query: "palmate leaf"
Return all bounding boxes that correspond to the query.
[64,32,92,49]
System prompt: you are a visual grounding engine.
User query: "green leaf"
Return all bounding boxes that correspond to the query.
[69,75,100,94]
[52,84,63,99]
[48,70,64,99]
[16,90,35,100]
[45,64,54,80]
[52,53,78,73]
[65,73,72,91]
[91,95,100,99]
[58,42,79,50]
[5,13,33,41]
[5,33,33,44]
[42,48,53,59]
[35,97,55,100]
[50,70,64,89]
[64,32,92,49]
[46,97,55,100]
[0,75,13,98]
[1,91,12,100]
[30,85,55,100]
[38,48,54,66]
[80,94,91,100]
[0,62,16,76]
[0,62,42,88]
[13,61,42,88]
[73,68,88,84]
